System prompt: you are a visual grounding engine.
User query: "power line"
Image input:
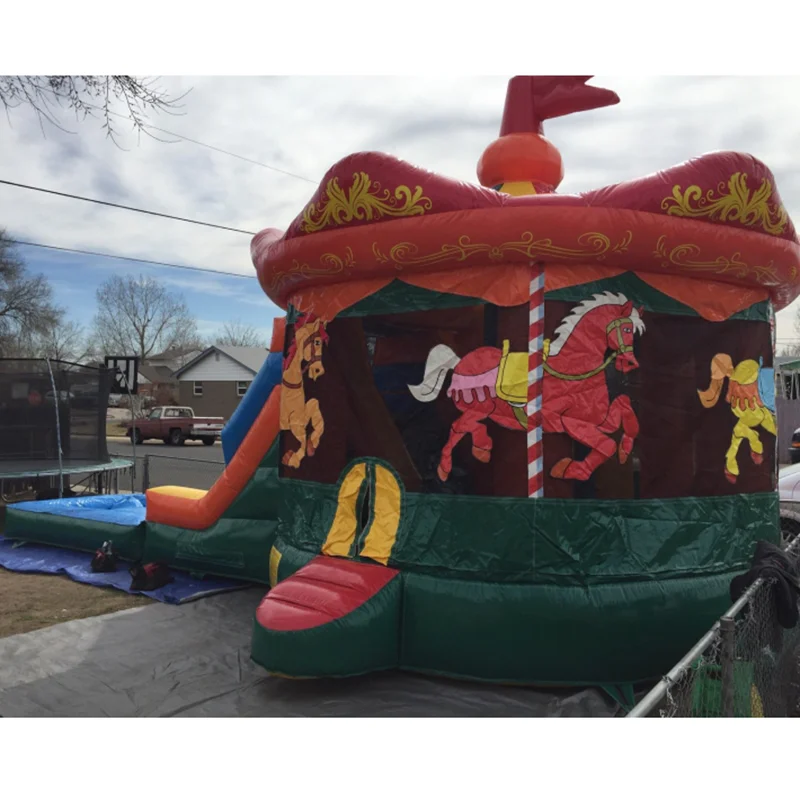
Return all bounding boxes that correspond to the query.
[10,238,258,280]
[146,124,316,184]
[0,179,257,236]
[96,103,317,184]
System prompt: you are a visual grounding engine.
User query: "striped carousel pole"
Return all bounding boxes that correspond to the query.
[527,263,545,498]
[476,77,619,500]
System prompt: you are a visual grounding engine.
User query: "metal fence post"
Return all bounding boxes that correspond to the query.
[142,454,150,493]
[720,616,736,717]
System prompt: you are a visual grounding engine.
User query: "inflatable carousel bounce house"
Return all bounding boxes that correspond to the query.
[7,75,800,691]
[247,75,800,685]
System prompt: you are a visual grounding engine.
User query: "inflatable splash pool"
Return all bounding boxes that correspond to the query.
[7,494,147,561]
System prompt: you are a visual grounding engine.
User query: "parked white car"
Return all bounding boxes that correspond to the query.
[778,464,800,542]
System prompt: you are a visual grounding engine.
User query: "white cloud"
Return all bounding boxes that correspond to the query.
[2,75,800,344]
[158,274,264,306]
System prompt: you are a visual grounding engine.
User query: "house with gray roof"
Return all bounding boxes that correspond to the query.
[172,345,269,419]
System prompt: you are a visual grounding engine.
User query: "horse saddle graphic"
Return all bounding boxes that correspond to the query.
[496,339,528,406]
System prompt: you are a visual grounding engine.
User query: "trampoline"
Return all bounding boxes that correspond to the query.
[0,359,133,501]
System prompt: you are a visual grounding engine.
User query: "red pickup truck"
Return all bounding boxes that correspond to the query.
[126,406,225,446]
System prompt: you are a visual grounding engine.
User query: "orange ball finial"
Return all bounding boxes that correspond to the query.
[478,76,619,194]
[477,132,563,191]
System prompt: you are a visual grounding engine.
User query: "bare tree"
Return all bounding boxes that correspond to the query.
[781,313,800,357]
[37,319,88,363]
[93,274,200,362]
[214,319,265,348]
[0,76,188,143]
[0,231,62,357]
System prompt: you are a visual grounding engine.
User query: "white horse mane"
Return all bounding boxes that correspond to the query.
[549,291,645,357]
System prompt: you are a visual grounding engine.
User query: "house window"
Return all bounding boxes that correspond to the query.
[237,381,250,397]
[193,381,203,397]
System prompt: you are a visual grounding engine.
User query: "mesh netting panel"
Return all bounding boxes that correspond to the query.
[0,359,112,466]
[631,536,800,717]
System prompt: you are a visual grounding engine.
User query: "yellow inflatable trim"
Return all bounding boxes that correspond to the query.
[322,461,403,565]
[269,545,282,588]
[148,485,209,501]
[323,462,368,558]
[359,464,402,566]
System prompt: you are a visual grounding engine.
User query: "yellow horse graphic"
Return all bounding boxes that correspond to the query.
[698,353,776,484]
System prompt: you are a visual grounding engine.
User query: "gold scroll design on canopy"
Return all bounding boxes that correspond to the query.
[267,247,355,292]
[653,235,778,284]
[372,230,634,269]
[661,172,789,237]
[301,172,433,234]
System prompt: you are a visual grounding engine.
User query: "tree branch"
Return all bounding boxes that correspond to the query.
[0,76,190,147]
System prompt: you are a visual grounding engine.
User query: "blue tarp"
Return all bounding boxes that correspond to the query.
[11,494,147,527]
[0,535,248,604]
[221,352,281,464]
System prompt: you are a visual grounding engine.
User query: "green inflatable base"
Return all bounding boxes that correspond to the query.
[397,570,739,685]
[4,508,146,562]
[142,441,282,583]
[144,518,279,585]
[253,545,745,686]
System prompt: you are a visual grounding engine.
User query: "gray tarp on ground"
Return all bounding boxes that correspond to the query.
[0,589,621,717]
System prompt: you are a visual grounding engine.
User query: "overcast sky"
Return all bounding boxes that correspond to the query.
[2,75,800,347]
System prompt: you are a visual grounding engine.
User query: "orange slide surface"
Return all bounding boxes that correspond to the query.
[146,386,281,530]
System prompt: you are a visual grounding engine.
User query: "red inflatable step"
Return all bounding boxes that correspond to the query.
[256,556,399,632]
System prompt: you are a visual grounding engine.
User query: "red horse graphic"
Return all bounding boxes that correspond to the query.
[408,292,645,483]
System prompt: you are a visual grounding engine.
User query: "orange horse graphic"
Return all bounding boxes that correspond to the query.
[280,314,328,469]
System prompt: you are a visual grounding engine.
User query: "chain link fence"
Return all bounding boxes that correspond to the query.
[628,534,800,717]
[108,451,224,493]
[779,500,800,546]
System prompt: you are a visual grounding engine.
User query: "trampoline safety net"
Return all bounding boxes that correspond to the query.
[0,359,113,465]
